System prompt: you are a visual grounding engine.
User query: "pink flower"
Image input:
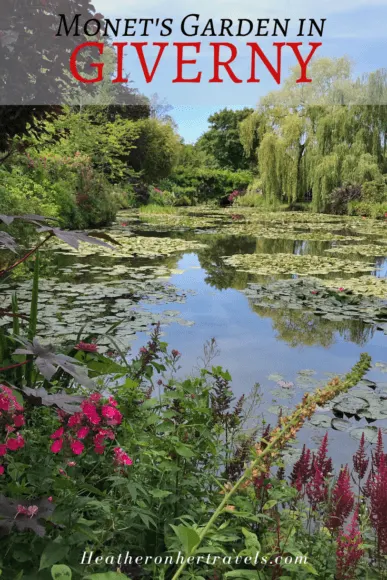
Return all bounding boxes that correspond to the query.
[113,447,133,466]
[0,444,7,457]
[50,438,64,454]
[15,434,25,449]
[77,426,90,439]
[7,437,20,451]
[71,440,84,455]
[311,290,318,295]
[108,397,118,407]
[81,401,101,425]
[101,406,122,426]
[50,427,64,440]
[90,393,102,403]
[0,466,4,475]
[171,349,181,358]
[67,461,76,467]
[75,341,98,353]
[48,496,53,502]
[68,413,82,427]
[338,287,345,292]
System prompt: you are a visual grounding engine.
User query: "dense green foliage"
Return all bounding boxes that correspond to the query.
[197,108,258,171]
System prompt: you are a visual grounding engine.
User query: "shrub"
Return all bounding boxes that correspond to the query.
[327,184,362,215]
[165,166,253,203]
[0,152,119,229]
[348,200,387,219]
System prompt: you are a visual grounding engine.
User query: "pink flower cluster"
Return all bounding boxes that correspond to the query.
[50,393,125,458]
[0,385,25,475]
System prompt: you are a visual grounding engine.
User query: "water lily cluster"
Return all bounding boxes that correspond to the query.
[0,385,25,475]
[50,393,132,466]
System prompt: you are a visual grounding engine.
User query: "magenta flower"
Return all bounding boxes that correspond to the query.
[306,460,328,509]
[113,447,133,466]
[75,341,98,353]
[70,440,84,455]
[370,455,387,553]
[336,507,364,580]
[353,432,369,480]
[327,466,354,531]
[50,438,63,454]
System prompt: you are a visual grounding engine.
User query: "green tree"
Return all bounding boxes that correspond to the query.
[197,108,258,171]
[240,58,387,210]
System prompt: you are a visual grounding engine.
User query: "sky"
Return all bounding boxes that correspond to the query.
[94,0,387,142]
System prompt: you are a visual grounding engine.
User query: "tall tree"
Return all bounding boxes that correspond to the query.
[197,108,258,171]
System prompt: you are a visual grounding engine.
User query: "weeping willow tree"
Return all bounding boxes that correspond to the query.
[240,57,387,210]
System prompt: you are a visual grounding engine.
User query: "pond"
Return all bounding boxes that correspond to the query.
[3,207,387,468]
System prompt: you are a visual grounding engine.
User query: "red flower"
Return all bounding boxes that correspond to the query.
[75,341,98,353]
[353,432,369,480]
[50,438,63,454]
[0,444,7,457]
[338,287,345,292]
[336,507,364,580]
[0,466,4,475]
[7,437,21,451]
[13,415,24,428]
[372,428,385,470]
[306,460,328,509]
[370,455,387,553]
[327,466,354,531]
[171,349,181,358]
[290,445,312,492]
[311,290,318,295]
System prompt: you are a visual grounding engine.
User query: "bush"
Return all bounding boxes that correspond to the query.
[327,184,362,215]
[348,200,387,219]
[0,152,119,229]
[164,166,253,203]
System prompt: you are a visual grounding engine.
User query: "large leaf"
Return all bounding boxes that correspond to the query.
[22,387,84,414]
[0,495,54,537]
[14,338,95,388]
[36,227,116,250]
[170,524,200,555]
[0,231,17,252]
[51,565,72,580]
[40,541,69,570]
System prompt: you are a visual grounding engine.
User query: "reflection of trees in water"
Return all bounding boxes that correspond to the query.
[252,304,374,348]
[197,234,256,290]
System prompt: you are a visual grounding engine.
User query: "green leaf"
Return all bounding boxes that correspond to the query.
[175,443,196,458]
[83,574,124,580]
[149,489,173,499]
[40,542,69,570]
[170,524,200,555]
[51,564,72,580]
[225,571,260,579]
[263,500,277,510]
